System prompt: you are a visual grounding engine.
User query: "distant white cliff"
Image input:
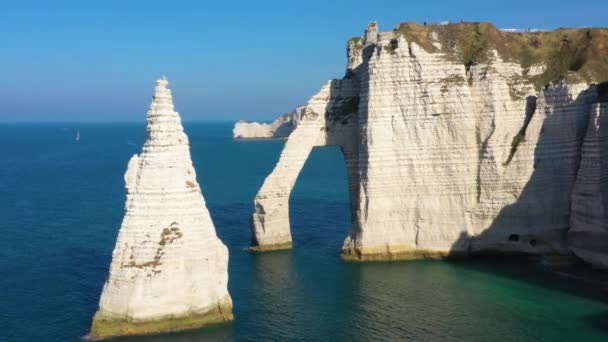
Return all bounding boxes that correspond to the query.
[233,105,305,139]
[90,77,233,339]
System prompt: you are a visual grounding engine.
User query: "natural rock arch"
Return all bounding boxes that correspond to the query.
[250,78,361,252]
[251,21,608,266]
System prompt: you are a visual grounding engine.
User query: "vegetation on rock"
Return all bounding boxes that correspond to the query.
[349,36,363,45]
[394,22,608,89]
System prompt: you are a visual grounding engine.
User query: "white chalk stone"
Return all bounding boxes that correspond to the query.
[233,106,305,139]
[90,77,232,339]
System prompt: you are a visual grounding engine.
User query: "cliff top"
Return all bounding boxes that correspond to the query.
[356,22,608,89]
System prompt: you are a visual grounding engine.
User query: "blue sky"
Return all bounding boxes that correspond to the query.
[1,0,606,122]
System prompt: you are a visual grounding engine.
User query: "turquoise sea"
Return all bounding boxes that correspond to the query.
[1,122,608,341]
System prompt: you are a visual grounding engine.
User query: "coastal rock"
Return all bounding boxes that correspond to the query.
[570,100,608,268]
[233,105,305,139]
[251,22,608,267]
[90,77,233,339]
[251,80,360,250]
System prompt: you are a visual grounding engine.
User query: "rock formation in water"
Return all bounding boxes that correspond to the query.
[90,77,233,339]
[251,21,608,268]
[233,105,305,139]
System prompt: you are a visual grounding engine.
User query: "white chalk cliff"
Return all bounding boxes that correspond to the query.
[251,22,608,268]
[570,101,608,268]
[233,105,305,139]
[90,77,233,339]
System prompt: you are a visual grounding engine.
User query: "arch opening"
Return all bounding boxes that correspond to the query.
[288,145,352,253]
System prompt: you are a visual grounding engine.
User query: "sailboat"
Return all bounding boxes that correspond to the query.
[76,129,80,141]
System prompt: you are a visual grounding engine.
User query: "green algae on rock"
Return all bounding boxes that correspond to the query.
[393,22,608,89]
[89,301,233,340]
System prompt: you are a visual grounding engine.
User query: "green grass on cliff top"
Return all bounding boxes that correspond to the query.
[392,22,608,89]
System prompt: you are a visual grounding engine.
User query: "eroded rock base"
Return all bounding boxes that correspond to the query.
[249,241,293,252]
[89,302,233,340]
[340,245,466,262]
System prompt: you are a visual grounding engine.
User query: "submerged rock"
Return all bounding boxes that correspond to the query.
[89,77,232,339]
[251,22,608,268]
[233,105,305,139]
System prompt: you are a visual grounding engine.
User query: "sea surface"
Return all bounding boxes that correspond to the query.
[1,122,608,342]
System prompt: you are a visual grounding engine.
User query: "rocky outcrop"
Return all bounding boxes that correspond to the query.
[251,22,608,268]
[233,106,305,139]
[251,82,359,250]
[90,77,233,339]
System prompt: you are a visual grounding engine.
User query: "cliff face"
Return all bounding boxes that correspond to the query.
[570,101,608,267]
[251,22,608,268]
[90,78,233,339]
[233,105,305,139]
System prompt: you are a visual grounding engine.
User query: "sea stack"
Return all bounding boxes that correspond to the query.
[89,77,233,339]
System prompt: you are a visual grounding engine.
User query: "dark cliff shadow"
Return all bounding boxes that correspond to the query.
[569,98,608,256]
[447,82,608,303]
[273,120,297,138]
[464,82,597,254]
[447,237,608,299]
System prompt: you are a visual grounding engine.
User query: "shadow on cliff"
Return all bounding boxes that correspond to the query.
[447,82,608,304]
[468,84,594,255]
